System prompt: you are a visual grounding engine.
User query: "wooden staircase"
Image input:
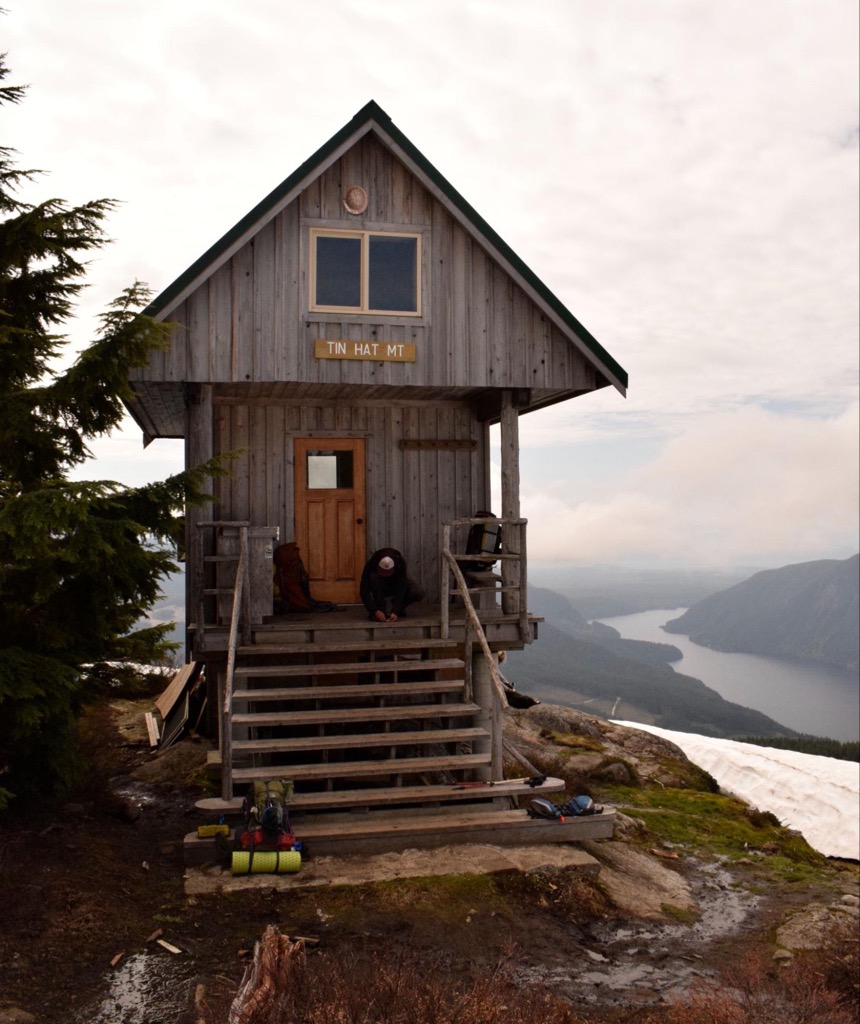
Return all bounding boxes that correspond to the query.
[187,630,614,863]
[226,635,488,788]
[185,521,614,864]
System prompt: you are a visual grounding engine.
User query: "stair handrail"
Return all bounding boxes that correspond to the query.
[221,524,250,800]
[440,547,508,708]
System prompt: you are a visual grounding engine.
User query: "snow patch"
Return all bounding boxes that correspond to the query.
[612,722,860,860]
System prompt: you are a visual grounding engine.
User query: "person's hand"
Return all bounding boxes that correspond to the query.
[374,610,387,623]
[387,613,398,623]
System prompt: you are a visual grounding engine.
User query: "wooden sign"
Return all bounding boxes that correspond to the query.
[314,339,416,362]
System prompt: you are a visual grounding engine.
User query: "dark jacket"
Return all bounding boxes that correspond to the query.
[360,548,411,618]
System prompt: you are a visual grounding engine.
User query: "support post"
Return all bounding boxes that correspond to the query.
[187,384,213,656]
[499,391,521,614]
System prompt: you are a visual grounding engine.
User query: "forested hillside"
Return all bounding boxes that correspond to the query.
[663,555,860,672]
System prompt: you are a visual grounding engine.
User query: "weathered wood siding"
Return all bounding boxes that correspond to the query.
[133,135,597,395]
[198,397,487,597]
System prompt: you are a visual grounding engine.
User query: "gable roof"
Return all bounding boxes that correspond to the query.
[145,101,627,394]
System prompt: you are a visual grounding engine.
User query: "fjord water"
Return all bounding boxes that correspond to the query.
[599,609,860,742]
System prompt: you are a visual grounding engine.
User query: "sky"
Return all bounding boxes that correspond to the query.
[5,0,859,570]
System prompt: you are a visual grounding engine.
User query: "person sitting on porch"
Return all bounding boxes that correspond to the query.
[360,548,424,623]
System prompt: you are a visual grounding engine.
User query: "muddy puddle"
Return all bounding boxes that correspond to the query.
[111,777,163,808]
[75,950,196,1024]
[515,859,761,1008]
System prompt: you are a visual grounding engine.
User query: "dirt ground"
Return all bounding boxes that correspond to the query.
[0,699,856,1024]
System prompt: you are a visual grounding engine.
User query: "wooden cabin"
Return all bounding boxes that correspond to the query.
[126,102,627,859]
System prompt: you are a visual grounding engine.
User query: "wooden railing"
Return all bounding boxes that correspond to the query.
[193,521,253,800]
[439,517,529,643]
[440,548,509,707]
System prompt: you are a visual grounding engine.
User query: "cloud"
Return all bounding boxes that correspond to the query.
[6,0,858,570]
[521,402,860,567]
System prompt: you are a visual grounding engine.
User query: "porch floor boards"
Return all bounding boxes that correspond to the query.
[189,601,541,653]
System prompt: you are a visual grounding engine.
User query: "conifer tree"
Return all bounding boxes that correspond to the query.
[0,53,213,808]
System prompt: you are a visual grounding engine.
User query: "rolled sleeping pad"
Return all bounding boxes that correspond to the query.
[231,849,301,875]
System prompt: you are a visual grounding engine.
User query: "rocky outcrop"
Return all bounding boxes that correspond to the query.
[776,893,860,952]
[503,703,719,791]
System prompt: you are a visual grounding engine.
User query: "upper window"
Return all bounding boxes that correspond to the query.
[310,229,421,315]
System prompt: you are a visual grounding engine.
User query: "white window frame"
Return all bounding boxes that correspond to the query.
[309,228,422,316]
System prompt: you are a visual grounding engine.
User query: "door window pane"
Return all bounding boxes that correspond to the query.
[315,235,361,308]
[306,450,354,489]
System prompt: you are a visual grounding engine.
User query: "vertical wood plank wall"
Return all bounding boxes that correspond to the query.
[209,399,488,599]
[133,134,598,396]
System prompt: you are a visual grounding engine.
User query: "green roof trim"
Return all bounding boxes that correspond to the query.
[145,100,627,390]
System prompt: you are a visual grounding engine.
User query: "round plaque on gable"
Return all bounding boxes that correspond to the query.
[343,185,368,215]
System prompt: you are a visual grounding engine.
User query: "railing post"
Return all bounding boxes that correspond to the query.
[517,521,529,641]
[193,525,206,656]
[222,527,249,801]
[239,526,251,645]
[440,523,451,639]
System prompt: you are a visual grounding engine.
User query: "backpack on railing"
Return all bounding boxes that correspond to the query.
[460,511,502,572]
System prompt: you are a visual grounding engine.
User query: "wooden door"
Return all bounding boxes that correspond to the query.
[293,437,366,603]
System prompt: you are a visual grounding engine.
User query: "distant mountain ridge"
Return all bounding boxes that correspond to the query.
[663,555,860,672]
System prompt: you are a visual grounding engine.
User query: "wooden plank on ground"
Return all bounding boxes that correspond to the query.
[144,712,160,748]
[154,662,199,720]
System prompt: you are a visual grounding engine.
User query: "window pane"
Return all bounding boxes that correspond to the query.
[368,235,417,312]
[315,236,361,308]
[306,450,354,489]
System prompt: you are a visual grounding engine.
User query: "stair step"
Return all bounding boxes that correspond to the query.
[237,638,461,656]
[282,807,617,854]
[294,808,529,839]
[233,726,488,755]
[232,680,465,702]
[184,807,615,862]
[196,776,567,815]
[233,657,464,679]
[230,751,491,783]
[232,702,480,728]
